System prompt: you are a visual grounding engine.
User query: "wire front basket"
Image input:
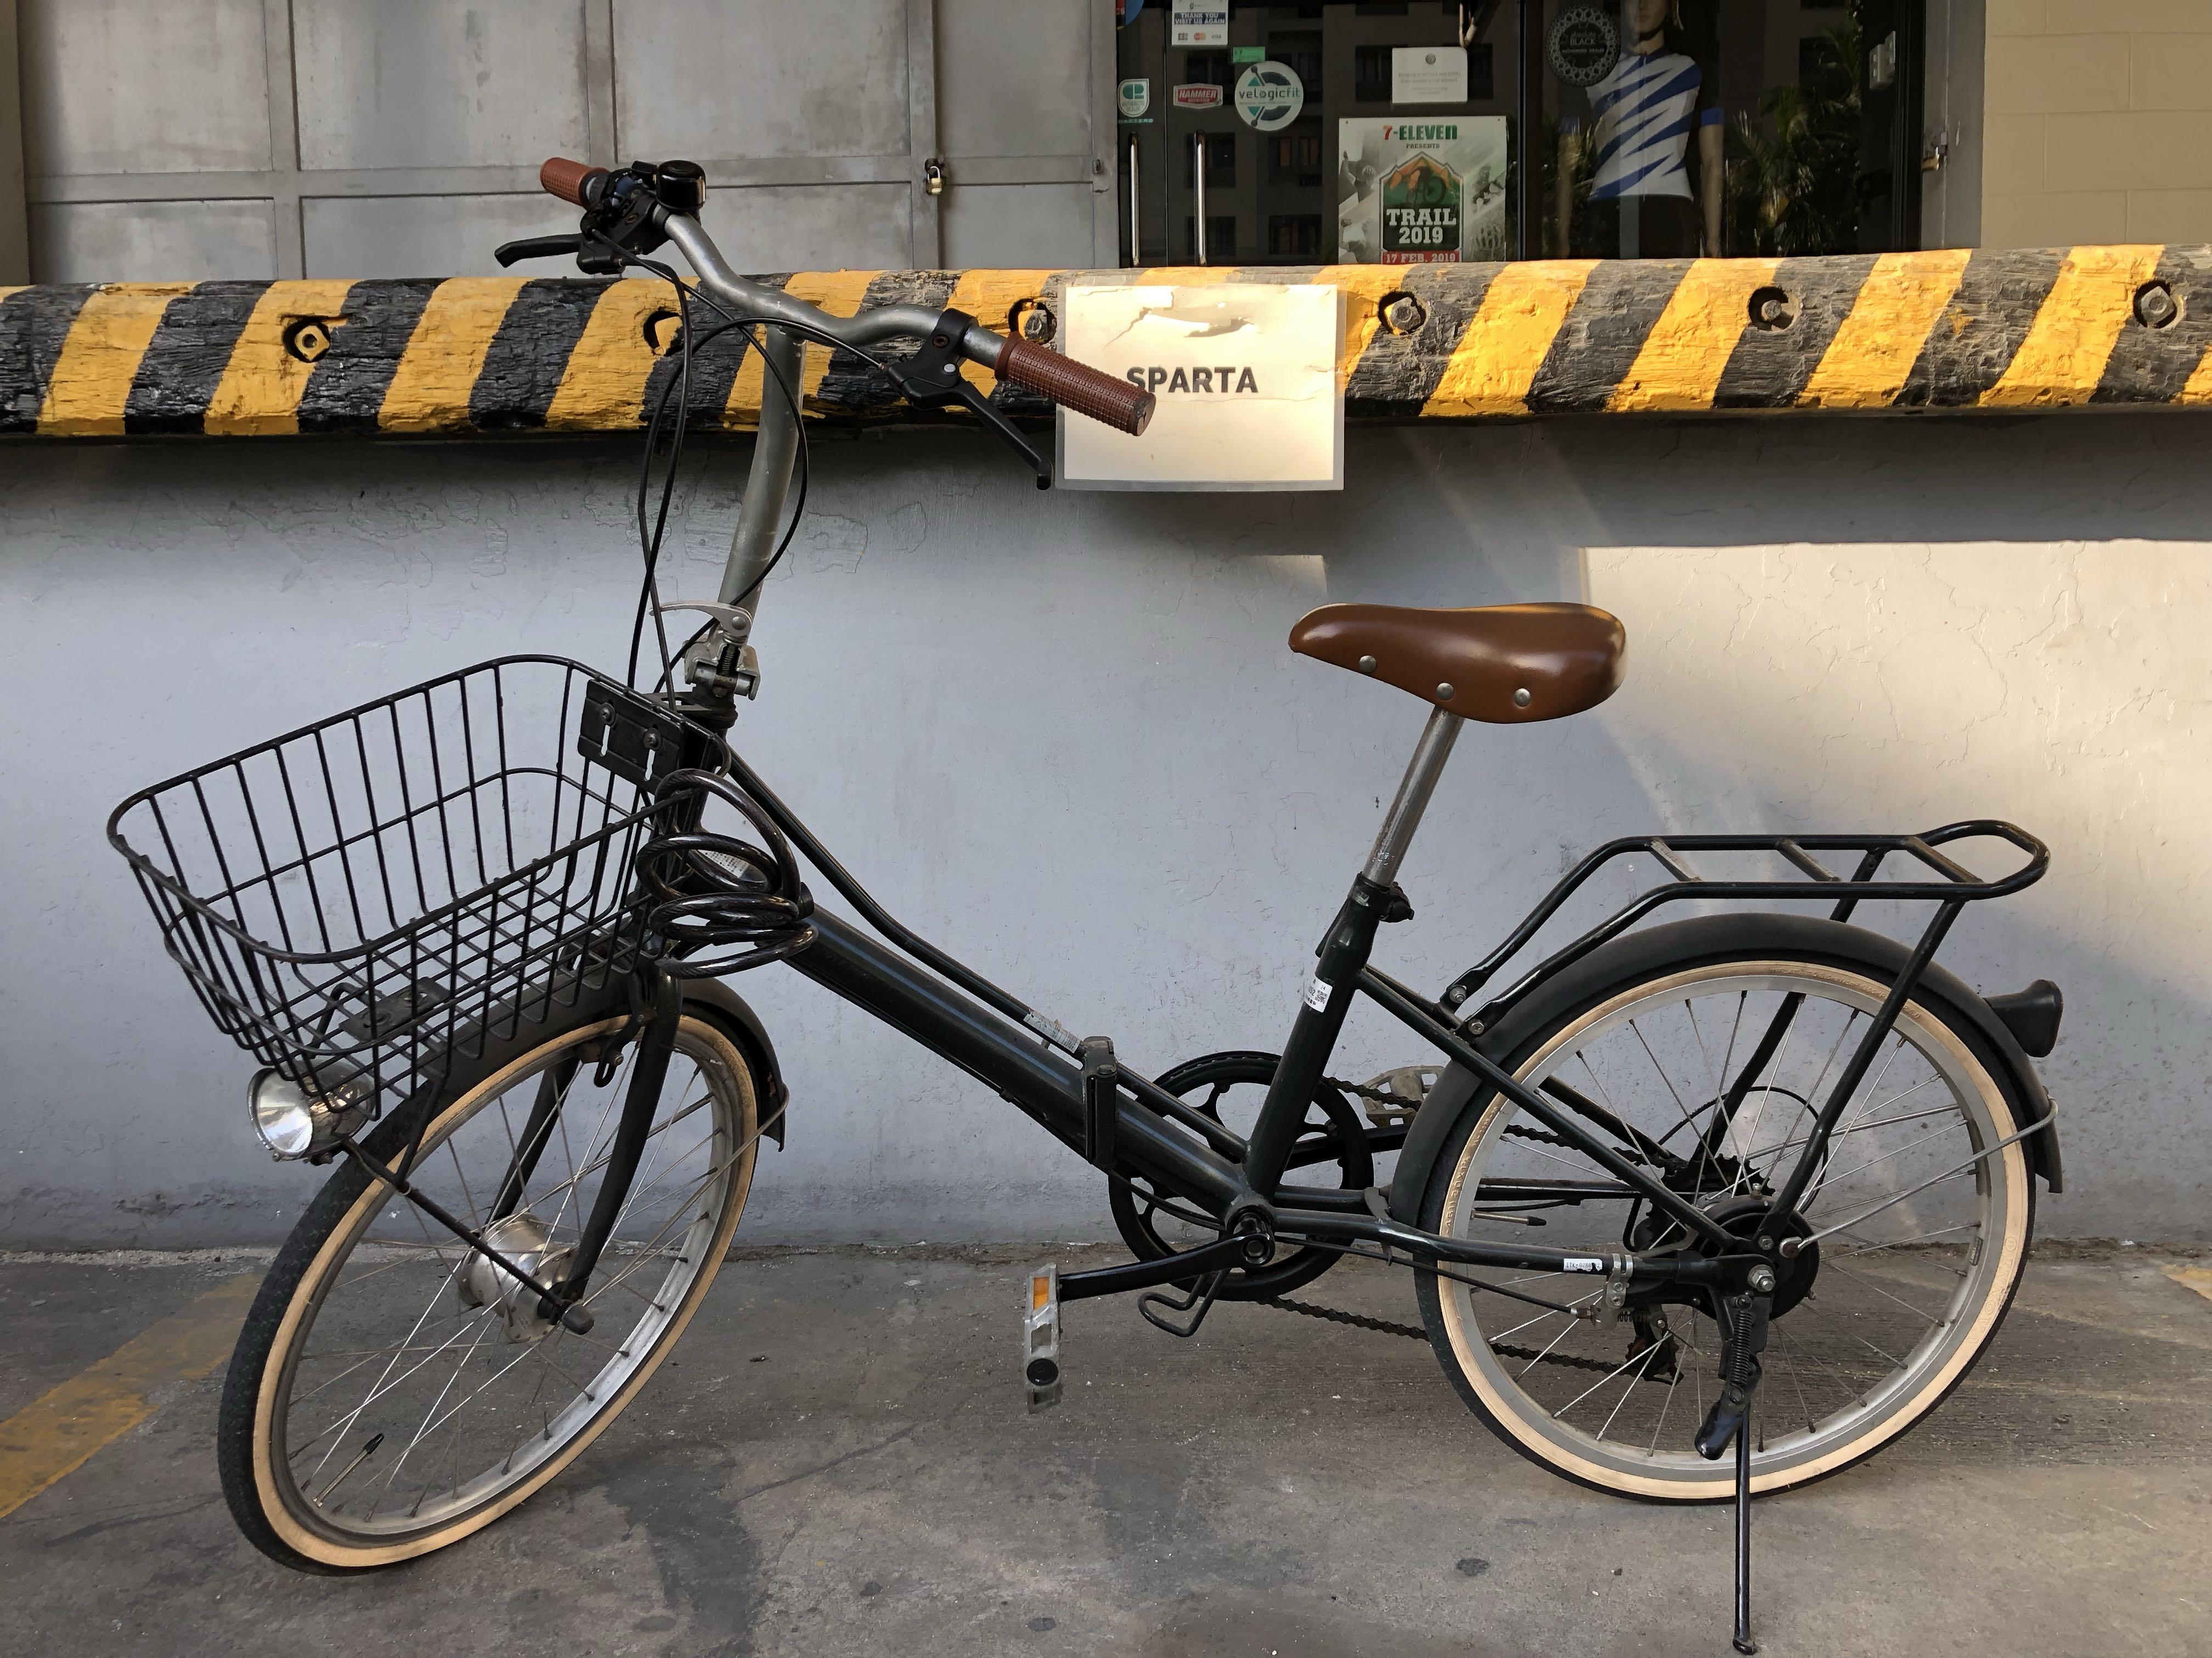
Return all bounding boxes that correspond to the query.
[108,657,719,1123]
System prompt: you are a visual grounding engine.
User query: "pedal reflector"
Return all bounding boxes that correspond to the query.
[1024,1264,1062,1412]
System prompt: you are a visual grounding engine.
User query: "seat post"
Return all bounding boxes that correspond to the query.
[1363,708,1464,886]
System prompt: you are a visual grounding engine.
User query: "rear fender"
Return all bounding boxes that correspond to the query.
[1387,913,2061,1225]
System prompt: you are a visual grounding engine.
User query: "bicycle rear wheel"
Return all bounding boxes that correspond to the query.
[1414,923,2036,1502]
[218,1008,759,1570]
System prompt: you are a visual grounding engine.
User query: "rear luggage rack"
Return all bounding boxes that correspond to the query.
[1442,820,2049,1023]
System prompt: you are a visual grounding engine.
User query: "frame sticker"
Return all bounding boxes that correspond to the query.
[1304,976,1333,1013]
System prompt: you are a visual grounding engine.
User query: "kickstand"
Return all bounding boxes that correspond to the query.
[1733,1391,1756,1655]
[1694,1283,1773,1656]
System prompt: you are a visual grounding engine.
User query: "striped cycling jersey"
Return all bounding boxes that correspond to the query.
[1583,48,1718,201]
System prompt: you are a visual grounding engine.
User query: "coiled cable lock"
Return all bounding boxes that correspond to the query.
[641,768,816,976]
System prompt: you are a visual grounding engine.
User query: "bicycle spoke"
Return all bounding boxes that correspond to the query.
[1822,1259,1946,1327]
[1435,965,2015,1491]
[266,1020,754,1542]
[1560,1338,1663,1426]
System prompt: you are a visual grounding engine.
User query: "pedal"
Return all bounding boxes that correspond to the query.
[1023,1263,1062,1412]
[1357,1064,1438,1129]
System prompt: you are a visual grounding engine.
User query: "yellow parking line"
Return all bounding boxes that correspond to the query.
[0,1273,258,1519]
[2162,1264,2212,1305]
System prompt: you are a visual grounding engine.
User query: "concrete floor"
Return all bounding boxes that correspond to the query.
[1,1244,2207,1658]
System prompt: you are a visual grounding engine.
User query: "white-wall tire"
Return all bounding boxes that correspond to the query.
[1414,955,2034,1503]
[217,1011,758,1570]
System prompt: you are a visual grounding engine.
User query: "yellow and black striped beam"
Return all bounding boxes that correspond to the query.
[5,247,2210,437]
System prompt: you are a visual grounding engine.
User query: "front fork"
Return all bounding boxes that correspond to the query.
[548,966,683,1311]
[336,965,685,1337]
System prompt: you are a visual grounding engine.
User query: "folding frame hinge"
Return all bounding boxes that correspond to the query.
[1079,1035,1118,1173]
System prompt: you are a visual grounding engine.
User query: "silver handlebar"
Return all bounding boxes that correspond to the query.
[658,214,1012,620]
[662,216,960,353]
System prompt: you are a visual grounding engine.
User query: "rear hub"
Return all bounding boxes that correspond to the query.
[1630,1196,1819,1318]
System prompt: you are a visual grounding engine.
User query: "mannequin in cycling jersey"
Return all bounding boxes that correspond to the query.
[1556,0,1723,258]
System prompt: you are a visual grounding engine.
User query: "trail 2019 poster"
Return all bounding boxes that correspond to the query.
[1335,116,1509,264]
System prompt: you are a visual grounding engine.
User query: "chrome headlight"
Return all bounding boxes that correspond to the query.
[249,1069,371,1161]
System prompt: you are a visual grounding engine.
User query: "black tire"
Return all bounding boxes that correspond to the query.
[218,1003,761,1570]
[1410,914,2039,1503]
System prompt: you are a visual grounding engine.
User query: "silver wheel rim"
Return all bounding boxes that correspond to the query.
[266,1018,754,1539]
[1438,963,2029,1493]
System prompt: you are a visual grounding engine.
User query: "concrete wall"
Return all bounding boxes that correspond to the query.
[1981,0,2212,247]
[15,0,1113,280]
[4,414,2209,1247]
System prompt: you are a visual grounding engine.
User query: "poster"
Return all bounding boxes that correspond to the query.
[1057,282,1344,491]
[1170,4,1227,47]
[1391,46,1468,105]
[1335,116,1509,265]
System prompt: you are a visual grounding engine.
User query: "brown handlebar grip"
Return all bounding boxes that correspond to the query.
[540,156,606,207]
[995,337,1155,435]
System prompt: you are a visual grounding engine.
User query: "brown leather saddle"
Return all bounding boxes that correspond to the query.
[1288,602,1626,724]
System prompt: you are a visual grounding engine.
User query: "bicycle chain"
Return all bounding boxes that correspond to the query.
[1257,1294,1627,1376]
[1281,1077,1623,1373]
[1322,1074,1572,1149]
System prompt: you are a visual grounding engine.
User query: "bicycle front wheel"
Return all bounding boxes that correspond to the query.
[217,1009,760,1570]
[1414,930,2036,1502]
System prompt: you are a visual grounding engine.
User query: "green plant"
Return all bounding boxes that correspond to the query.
[1725,11,1863,256]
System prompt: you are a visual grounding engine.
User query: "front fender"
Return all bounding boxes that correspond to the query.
[681,978,789,1147]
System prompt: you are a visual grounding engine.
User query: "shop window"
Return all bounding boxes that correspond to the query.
[1186,52,1233,88]
[1352,46,1391,104]
[1799,33,1841,82]
[1184,133,1238,187]
[1271,129,1325,185]
[1269,214,1327,257]
[1272,32,1324,97]
[1116,0,1926,268]
[1185,215,1241,260]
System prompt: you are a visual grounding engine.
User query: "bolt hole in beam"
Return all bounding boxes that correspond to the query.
[2132,279,2180,330]
[1746,285,1798,332]
[281,317,341,362]
[1379,290,1427,335]
[642,309,684,355]
[1011,298,1057,343]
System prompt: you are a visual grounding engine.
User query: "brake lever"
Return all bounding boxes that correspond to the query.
[494,234,586,268]
[893,309,1051,489]
[952,380,1049,489]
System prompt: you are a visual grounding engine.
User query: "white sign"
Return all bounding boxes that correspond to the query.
[1235,61,1305,131]
[1058,283,1344,492]
[1392,45,1469,105]
[1170,4,1227,47]
[1118,77,1151,118]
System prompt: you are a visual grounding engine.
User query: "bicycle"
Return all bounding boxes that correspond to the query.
[108,156,2066,1654]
